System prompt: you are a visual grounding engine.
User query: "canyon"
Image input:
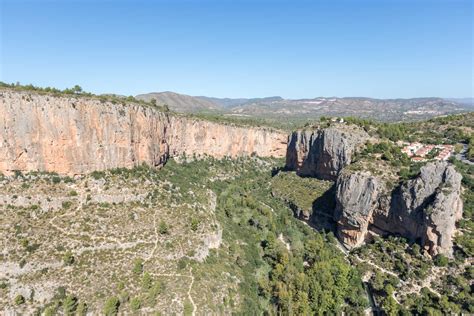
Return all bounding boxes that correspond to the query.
[0,89,465,257]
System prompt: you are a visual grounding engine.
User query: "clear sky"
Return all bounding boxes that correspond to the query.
[1,0,472,99]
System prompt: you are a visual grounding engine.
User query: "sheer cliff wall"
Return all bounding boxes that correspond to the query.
[0,90,287,175]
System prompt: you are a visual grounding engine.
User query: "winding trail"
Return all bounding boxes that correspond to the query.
[353,255,398,278]
[144,206,160,263]
[188,267,196,316]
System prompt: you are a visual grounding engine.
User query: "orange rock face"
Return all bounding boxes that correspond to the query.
[0,90,287,175]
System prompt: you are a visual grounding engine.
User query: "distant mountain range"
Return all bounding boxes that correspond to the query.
[135,91,472,122]
[445,98,474,107]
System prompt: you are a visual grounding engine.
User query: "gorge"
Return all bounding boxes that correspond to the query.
[0,88,465,257]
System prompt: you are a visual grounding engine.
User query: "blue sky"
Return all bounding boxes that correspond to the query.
[1,0,472,98]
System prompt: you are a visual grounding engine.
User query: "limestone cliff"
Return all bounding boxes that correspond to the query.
[389,162,463,256]
[286,125,369,180]
[334,170,383,248]
[0,90,287,175]
[335,161,463,256]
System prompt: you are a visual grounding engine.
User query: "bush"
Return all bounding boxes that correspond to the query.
[14,294,25,305]
[130,297,141,311]
[62,201,72,209]
[132,258,144,275]
[103,297,120,316]
[63,295,78,315]
[190,218,199,231]
[177,258,188,270]
[63,251,75,265]
[141,272,153,290]
[183,300,194,316]
[76,302,88,316]
[434,254,449,267]
[158,221,169,234]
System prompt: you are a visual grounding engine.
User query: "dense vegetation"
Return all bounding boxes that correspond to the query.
[270,171,334,221]
[156,158,368,314]
[451,158,474,257]
[352,234,473,314]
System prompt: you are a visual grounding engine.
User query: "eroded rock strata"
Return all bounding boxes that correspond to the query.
[0,90,287,175]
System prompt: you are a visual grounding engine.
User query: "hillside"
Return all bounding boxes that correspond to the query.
[197,96,284,108]
[229,97,469,122]
[135,91,221,112]
[136,90,470,122]
[1,157,370,314]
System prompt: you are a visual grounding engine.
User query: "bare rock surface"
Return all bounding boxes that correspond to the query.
[334,171,382,248]
[0,90,287,175]
[286,125,369,180]
[334,161,463,256]
[390,162,463,256]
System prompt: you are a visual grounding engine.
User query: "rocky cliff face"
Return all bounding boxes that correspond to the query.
[334,170,383,247]
[0,90,287,175]
[286,125,369,180]
[335,161,463,256]
[389,162,463,256]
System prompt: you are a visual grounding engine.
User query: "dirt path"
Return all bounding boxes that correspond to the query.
[278,233,291,251]
[153,268,196,315]
[188,267,196,316]
[353,255,398,278]
[144,206,160,263]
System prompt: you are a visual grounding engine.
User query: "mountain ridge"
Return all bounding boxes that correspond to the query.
[136,90,471,121]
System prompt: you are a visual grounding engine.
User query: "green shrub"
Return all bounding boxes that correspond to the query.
[63,251,75,265]
[130,297,141,311]
[76,302,88,316]
[103,297,120,316]
[63,295,78,315]
[132,258,144,275]
[62,201,72,209]
[434,254,449,267]
[190,218,199,231]
[141,272,153,290]
[158,221,169,234]
[183,300,194,316]
[14,294,25,305]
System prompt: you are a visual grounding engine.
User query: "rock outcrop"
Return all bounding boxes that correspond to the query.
[0,90,287,175]
[334,170,383,248]
[334,161,463,256]
[286,125,369,180]
[389,162,463,256]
